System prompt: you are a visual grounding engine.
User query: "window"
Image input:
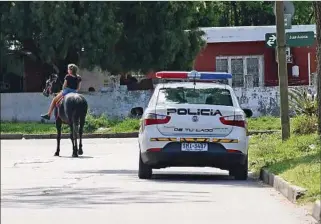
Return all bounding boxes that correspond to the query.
[157,87,233,106]
[216,55,264,88]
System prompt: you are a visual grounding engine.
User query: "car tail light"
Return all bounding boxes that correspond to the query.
[227,149,241,153]
[147,148,162,152]
[219,115,246,128]
[144,113,171,126]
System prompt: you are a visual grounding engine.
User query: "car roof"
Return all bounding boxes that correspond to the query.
[155,81,233,90]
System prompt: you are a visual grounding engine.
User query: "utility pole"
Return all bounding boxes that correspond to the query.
[312,2,321,136]
[275,1,290,140]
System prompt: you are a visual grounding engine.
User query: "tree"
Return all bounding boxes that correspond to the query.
[0,2,122,74]
[104,1,205,73]
[0,2,205,75]
[312,2,321,135]
[193,1,314,28]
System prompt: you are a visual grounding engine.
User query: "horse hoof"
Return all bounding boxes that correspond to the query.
[54,152,59,156]
[78,150,83,155]
[72,153,78,158]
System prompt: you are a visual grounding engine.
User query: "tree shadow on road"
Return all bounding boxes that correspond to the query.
[68,168,265,187]
[1,169,268,209]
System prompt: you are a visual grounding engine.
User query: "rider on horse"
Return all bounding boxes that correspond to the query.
[41,64,82,120]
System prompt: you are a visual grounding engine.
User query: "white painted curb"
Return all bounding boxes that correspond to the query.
[260,168,307,203]
[312,200,320,223]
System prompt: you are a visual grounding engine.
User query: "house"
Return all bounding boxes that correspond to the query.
[193,24,317,88]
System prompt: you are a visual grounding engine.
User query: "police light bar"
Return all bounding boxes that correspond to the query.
[155,70,232,81]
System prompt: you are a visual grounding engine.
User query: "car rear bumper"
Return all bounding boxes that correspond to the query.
[141,142,247,170]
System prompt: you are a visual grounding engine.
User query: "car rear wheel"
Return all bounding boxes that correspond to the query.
[229,156,248,180]
[138,152,152,179]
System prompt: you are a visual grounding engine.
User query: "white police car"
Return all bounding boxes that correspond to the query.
[132,70,253,180]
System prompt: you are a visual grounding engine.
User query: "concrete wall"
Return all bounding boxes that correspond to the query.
[0,85,316,122]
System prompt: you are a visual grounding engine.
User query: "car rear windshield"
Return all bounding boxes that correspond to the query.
[157,87,233,106]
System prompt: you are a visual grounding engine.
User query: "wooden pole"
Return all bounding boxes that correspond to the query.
[275,1,290,140]
[312,2,321,136]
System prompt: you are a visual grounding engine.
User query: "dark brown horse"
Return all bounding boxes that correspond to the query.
[43,74,88,157]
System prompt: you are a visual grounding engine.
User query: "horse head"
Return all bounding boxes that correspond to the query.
[43,73,59,97]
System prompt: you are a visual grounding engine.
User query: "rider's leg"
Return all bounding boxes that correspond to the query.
[41,92,63,120]
[48,92,62,115]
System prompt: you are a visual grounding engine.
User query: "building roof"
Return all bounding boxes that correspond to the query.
[200,24,316,43]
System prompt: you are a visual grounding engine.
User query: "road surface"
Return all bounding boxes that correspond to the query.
[1,138,317,224]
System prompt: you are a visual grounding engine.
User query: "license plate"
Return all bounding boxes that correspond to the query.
[181,143,208,152]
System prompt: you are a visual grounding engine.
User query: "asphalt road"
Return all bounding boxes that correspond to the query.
[1,138,317,224]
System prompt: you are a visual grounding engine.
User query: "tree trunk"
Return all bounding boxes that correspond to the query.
[232,1,239,26]
[313,2,321,136]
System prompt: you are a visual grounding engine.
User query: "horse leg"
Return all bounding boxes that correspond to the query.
[78,116,85,155]
[54,118,62,156]
[73,121,79,157]
[70,122,78,157]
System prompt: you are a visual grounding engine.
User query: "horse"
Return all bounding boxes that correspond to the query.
[43,73,88,157]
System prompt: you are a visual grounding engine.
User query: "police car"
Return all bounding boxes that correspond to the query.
[133,70,253,180]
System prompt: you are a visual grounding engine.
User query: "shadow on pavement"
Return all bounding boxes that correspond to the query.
[58,155,94,159]
[68,169,263,187]
[1,169,267,209]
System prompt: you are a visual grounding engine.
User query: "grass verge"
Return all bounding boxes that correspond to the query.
[249,133,321,204]
[247,116,281,130]
[0,114,140,134]
[1,116,280,134]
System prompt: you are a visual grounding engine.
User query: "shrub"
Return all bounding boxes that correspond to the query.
[111,118,141,133]
[289,88,318,116]
[83,112,110,133]
[291,115,318,135]
[82,110,140,133]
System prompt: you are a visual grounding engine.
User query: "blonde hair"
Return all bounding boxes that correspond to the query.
[68,64,78,75]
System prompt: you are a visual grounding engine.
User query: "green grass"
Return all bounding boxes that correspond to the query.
[247,116,281,130]
[0,115,141,134]
[0,122,59,134]
[1,116,280,134]
[249,133,321,203]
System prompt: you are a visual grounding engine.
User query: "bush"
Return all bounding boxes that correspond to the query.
[83,113,111,133]
[292,115,318,135]
[111,118,141,133]
[83,111,140,133]
[289,88,318,116]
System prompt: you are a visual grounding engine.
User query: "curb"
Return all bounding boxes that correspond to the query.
[1,132,139,140]
[0,130,279,140]
[312,200,321,223]
[259,169,320,223]
[260,168,307,203]
[0,134,23,139]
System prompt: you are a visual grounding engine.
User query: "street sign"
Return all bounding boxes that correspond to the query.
[287,31,315,47]
[273,1,295,17]
[265,31,315,48]
[284,14,292,29]
[265,33,277,47]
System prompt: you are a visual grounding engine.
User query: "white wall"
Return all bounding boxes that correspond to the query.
[0,85,316,122]
[0,88,153,122]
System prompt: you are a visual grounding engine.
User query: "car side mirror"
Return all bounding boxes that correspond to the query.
[130,107,144,118]
[242,108,253,118]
